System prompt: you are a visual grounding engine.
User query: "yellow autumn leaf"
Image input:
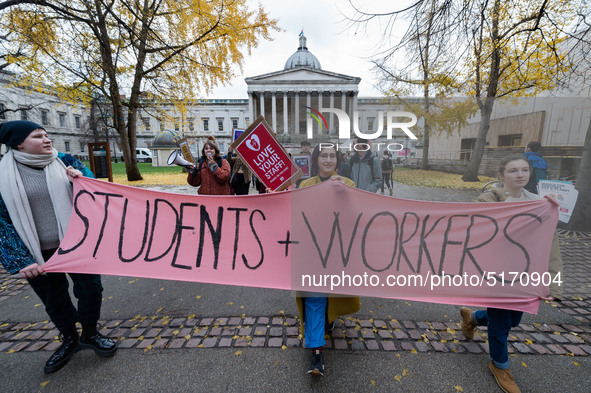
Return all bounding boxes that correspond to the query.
[281,345,287,350]
[521,362,527,368]
[234,350,243,356]
[227,302,234,306]
[394,375,402,382]
[370,380,375,387]
[40,381,50,388]
[455,386,463,392]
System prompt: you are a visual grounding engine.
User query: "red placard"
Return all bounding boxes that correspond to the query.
[231,116,302,191]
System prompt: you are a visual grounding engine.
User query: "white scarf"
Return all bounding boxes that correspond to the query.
[0,148,73,265]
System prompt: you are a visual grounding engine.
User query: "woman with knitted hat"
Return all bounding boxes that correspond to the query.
[0,120,117,374]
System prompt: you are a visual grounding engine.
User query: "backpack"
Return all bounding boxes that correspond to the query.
[381,157,393,171]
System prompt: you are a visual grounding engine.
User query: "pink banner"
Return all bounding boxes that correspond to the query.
[43,178,560,314]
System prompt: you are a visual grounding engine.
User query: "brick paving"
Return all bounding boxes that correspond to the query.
[1,184,590,357]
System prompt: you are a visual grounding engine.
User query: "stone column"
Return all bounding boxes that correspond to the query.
[306,92,311,136]
[271,91,277,131]
[260,91,265,119]
[318,90,323,134]
[247,92,254,124]
[283,92,288,134]
[294,92,300,135]
[329,91,335,134]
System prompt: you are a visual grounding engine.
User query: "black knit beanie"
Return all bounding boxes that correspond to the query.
[0,120,45,148]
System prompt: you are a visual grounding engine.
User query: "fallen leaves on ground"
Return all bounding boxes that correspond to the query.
[393,169,495,189]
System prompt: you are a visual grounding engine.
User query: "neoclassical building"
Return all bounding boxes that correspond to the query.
[245,34,362,137]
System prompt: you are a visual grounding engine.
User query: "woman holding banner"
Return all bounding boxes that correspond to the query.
[187,136,231,195]
[296,144,360,376]
[460,156,563,393]
[0,120,117,374]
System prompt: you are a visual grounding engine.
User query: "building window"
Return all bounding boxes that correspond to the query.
[0,103,5,119]
[41,110,49,125]
[142,117,151,131]
[59,112,66,127]
[202,118,209,132]
[174,117,180,131]
[217,118,224,132]
[20,108,28,121]
[367,117,375,131]
[245,117,249,126]
[460,138,476,161]
[80,142,85,152]
[64,141,71,152]
[498,134,522,147]
[188,118,194,132]
[232,118,239,129]
[74,115,81,128]
[159,121,165,132]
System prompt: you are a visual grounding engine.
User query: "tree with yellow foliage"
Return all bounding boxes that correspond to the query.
[461,0,580,181]
[0,0,278,180]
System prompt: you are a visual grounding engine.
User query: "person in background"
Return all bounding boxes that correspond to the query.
[299,140,311,155]
[296,144,360,376]
[347,137,382,192]
[522,141,548,194]
[187,136,231,195]
[0,120,117,374]
[380,150,394,195]
[228,149,252,195]
[460,155,563,393]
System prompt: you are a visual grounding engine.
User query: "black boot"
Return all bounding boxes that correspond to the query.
[44,329,79,374]
[80,324,117,357]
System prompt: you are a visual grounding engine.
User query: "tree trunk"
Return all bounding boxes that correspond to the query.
[566,119,591,231]
[462,97,494,181]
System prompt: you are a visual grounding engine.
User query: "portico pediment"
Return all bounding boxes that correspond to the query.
[245,67,360,86]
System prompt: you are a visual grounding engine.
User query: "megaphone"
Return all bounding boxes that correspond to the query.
[167,150,193,167]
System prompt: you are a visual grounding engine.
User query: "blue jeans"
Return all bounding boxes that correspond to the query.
[303,296,327,348]
[473,308,523,369]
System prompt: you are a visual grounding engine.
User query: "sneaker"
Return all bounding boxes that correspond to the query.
[307,351,324,376]
[389,189,393,196]
[460,307,476,340]
[489,362,520,393]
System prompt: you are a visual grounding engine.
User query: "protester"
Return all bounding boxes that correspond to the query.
[296,144,360,376]
[187,136,231,195]
[299,140,311,155]
[380,150,394,195]
[0,120,117,374]
[460,156,563,393]
[228,151,252,195]
[522,141,548,194]
[347,137,382,192]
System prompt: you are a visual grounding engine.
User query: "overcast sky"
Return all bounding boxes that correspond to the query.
[209,0,400,99]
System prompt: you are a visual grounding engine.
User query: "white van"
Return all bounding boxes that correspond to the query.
[136,148,153,163]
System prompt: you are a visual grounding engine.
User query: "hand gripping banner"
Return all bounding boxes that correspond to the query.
[43,177,560,314]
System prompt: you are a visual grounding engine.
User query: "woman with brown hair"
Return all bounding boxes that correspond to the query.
[187,136,231,195]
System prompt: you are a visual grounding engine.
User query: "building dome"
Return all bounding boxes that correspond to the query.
[152,130,181,148]
[284,34,321,70]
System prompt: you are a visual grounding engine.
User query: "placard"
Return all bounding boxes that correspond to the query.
[230,116,302,191]
[293,155,311,178]
[537,180,579,223]
[178,138,195,164]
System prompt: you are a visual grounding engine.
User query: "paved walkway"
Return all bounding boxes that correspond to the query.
[2,183,590,360]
